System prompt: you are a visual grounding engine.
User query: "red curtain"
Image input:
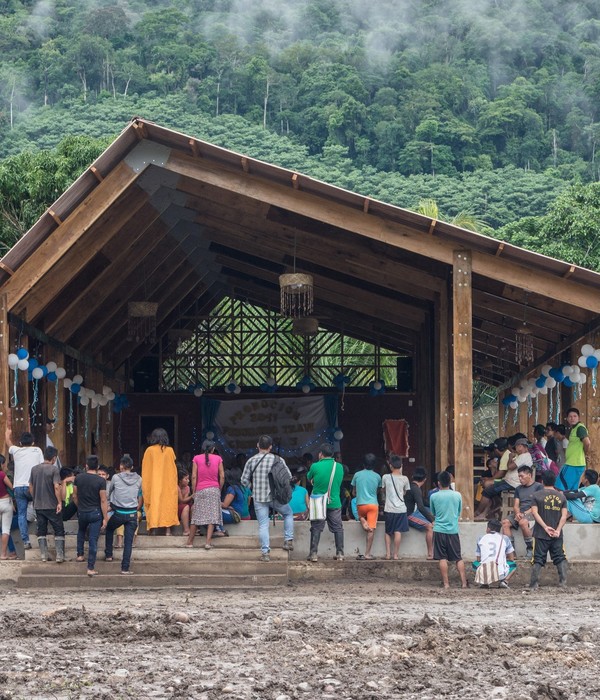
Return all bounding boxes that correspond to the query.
[383,419,409,457]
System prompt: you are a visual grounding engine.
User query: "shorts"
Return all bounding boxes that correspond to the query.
[384,512,409,535]
[357,504,379,529]
[507,513,534,530]
[433,532,462,562]
[408,511,432,531]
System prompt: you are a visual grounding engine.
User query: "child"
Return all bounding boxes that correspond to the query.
[473,519,516,588]
[178,472,193,535]
[381,455,409,560]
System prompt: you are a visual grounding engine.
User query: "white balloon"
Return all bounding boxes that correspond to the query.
[541,364,552,377]
[580,373,588,384]
[99,396,108,406]
[206,431,215,440]
[373,381,382,391]
[266,377,276,387]
[79,396,89,406]
[333,430,344,440]
[46,361,57,372]
[73,374,83,384]
[302,385,311,394]
[107,391,115,401]
[102,385,111,395]
[63,378,72,388]
[193,387,203,397]
[510,401,518,409]
[528,390,536,398]
[539,386,548,395]
[594,350,600,361]
[517,394,527,402]
[233,386,241,394]
[581,344,595,357]
[8,353,18,368]
[55,367,66,379]
[32,367,44,379]
[578,356,587,368]
[562,365,573,376]
[17,359,29,371]
[91,399,98,409]
[546,377,557,388]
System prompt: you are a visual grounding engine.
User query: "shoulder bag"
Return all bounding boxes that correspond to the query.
[474,533,504,585]
[309,460,337,521]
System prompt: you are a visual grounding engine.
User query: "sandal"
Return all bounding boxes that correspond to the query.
[204,544,213,550]
[356,554,365,560]
[104,556,113,562]
[87,570,98,577]
[76,556,85,562]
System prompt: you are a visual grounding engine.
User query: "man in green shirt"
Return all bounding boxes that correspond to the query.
[306,443,345,562]
[559,407,591,491]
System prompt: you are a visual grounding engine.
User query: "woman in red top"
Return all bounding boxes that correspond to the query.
[0,467,15,560]
[186,441,224,550]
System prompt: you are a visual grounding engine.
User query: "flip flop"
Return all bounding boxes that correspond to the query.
[204,544,213,550]
[87,570,98,577]
[104,556,113,562]
[356,554,365,560]
[76,556,85,562]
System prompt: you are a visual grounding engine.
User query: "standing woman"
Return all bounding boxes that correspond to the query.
[141,428,179,535]
[0,466,14,560]
[187,440,224,550]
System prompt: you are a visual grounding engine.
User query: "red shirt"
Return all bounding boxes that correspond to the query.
[0,470,9,499]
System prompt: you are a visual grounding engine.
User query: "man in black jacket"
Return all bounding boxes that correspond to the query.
[405,467,435,559]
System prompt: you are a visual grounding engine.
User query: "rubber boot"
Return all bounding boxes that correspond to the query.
[524,538,533,560]
[557,560,568,588]
[529,563,542,590]
[55,537,65,564]
[38,537,49,562]
[306,530,321,562]
[334,531,345,561]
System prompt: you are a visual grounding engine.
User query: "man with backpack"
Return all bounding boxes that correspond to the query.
[241,435,294,562]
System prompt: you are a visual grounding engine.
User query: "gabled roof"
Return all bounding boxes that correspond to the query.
[1,117,599,384]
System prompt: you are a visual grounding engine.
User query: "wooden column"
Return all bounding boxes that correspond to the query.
[0,295,8,454]
[435,287,450,473]
[452,250,474,520]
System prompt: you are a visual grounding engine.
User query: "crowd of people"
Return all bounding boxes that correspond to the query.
[0,407,594,588]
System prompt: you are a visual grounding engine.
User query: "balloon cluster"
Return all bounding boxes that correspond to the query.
[369,379,386,396]
[224,380,241,395]
[333,373,351,391]
[260,377,278,393]
[7,348,122,411]
[188,383,204,397]
[296,375,315,394]
[502,361,587,409]
[112,393,130,413]
[577,344,600,370]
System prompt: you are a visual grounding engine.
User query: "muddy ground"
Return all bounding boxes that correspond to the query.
[0,580,596,699]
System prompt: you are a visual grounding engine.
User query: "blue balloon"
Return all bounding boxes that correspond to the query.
[586,355,598,369]
[71,383,81,394]
[563,377,574,388]
[555,371,565,383]
[548,367,559,379]
[40,365,48,377]
[28,358,39,369]
[535,377,546,388]
[47,371,57,382]
[16,348,28,360]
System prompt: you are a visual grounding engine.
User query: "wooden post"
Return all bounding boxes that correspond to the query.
[452,250,474,520]
[435,287,450,473]
[0,295,8,453]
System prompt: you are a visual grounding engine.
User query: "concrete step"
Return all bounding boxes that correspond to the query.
[25,546,288,562]
[16,572,288,589]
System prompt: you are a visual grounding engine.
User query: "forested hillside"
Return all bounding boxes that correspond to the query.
[1,0,600,269]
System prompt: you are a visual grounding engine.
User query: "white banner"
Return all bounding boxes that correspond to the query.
[213,396,329,458]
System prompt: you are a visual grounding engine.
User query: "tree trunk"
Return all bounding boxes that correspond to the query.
[263,77,270,129]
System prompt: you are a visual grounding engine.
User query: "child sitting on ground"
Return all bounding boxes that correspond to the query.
[473,518,516,588]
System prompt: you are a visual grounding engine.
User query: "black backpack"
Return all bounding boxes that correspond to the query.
[268,457,293,504]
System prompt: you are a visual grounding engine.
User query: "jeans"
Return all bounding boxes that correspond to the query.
[77,508,103,569]
[105,511,137,572]
[36,508,65,538]
[254,501,294,554]
[14,486,31,545]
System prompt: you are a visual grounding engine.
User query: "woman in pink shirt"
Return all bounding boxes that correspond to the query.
[186,441,224,550]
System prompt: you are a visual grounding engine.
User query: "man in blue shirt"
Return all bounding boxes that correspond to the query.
[430,471,468,588]
[351,453,381,560]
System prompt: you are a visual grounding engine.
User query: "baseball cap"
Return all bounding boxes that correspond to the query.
[515,438,528,446]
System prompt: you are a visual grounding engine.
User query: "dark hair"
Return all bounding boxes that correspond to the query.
[120,454,134,470]
[566,407,580,417]
[412,467,427,482]
[517,465,533,474]
[445,464,455,476]
[224,467,242,488]
[44,445,58,461]
[494,438,508,451]
[86,455,99,471]
[556,424,567,437]
[149,428,169,447]
[584,469,598,485]
[363,453,377,470]
[59,467,73,480]
[178,470,189,481]
[20,432,34,446]
[533,424,546,440]
[388,454,402,470]
[202,440,216,466]
[302,452,313,463]
[546,422,557,431]
[258,435,273,450]
[438,471,452,488]
[487,519,502,533]
[319,443,334,458]
[542,471,557,486]
[0,454,5,466]
[486,457,497,469]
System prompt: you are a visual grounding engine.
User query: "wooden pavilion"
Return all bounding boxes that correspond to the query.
[1,118,600,520]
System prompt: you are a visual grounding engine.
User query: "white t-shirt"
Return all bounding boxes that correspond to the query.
[476,532,514,580]
[504,451,533,488]
[382,473,410,513]
[9,445,44,487]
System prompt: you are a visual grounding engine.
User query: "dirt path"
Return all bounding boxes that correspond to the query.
[0,581,596,699]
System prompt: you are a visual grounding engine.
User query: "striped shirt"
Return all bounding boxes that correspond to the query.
[241,451,291,503]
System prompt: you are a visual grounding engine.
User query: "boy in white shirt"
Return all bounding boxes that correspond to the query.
[473,519,517,588]
[381,455,410,560]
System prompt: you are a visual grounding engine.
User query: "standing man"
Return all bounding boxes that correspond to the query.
[501,465,543,559]
[306,443,345,562]
[530,471,568,589]
[5,428,44,550]
[29,446,65,563]
[430,470,468,589]
[241,435,294,562]
[405,467,435,559]
[351,453,382,560]
[73,456,108,577]
[559,407,591,491]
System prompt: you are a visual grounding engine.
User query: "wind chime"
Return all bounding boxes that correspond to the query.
[515,295,534,367]
[127,302,159,343]
[279,233,314,318]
